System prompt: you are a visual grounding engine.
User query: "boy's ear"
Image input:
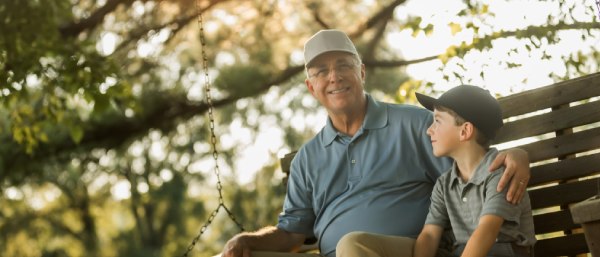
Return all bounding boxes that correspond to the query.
[460,122,475,141]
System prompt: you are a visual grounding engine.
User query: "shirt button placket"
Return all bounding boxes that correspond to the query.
[348,141,356,165]
[346,141,359,184]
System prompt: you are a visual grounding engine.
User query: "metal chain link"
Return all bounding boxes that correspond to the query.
[181,2,245,257]
[596,0,600,21]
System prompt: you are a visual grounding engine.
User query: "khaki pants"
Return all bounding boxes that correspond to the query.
[215,232,414,257]
[250,252,321,257]
[336,231,415,257]
[213,252,322,257]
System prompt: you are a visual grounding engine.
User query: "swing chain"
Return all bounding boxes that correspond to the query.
[596,0,600,21]
[181,2,245,257]
[198,6,245,232]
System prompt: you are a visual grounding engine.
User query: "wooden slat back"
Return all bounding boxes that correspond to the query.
[528,179,598,209]
[534,233,589,257]
[493,72,600,257]
[533,209,578,234]
[494,100,600,143]
[529,153,600,186]
[498,72,600,118]
[520,126,600,163]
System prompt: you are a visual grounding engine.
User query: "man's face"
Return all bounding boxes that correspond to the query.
[305,51,365,115]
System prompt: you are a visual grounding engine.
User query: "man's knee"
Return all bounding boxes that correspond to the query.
[336,231,373,249]
[337,232,416,257]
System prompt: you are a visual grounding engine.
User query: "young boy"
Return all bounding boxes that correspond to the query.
[413,85,536,257]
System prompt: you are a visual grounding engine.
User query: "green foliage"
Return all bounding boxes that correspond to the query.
[213,64,270,98]
[0,0,130,154]
[365,68,409,97]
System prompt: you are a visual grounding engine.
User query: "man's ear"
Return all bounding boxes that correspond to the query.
[305,78,316,97]
[460,122,475,141]
[360,63,366,81]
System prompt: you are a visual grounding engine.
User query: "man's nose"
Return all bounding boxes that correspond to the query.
[327,68,342,81]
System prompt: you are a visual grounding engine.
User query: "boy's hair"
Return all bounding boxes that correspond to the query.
[434,105,492,149]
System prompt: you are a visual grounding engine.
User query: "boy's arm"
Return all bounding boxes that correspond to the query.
[460,215,504,257]
[414,224,444,257]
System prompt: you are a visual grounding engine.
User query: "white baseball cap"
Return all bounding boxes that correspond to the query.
[303,29,359,67]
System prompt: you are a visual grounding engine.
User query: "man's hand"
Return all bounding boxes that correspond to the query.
[220,227,305,257]
[489,148,530,204]
[222,234,252,257]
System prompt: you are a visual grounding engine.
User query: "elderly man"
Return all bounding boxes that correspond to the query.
[221,29,530,257]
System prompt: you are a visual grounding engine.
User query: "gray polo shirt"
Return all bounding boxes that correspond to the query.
[425,148,536,247]
[277,94,451,257]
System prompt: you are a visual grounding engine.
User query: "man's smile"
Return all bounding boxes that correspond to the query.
[328,87,350,94]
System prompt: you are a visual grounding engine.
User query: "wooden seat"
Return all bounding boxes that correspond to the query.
[280,72,600,256]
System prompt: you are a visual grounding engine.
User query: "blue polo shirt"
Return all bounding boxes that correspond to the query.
[277,94,451,257]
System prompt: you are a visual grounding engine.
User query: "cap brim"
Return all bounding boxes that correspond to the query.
[415,93,436,111]
[306,49,357,67]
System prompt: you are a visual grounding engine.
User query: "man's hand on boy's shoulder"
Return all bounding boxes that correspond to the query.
[488,148,530,204]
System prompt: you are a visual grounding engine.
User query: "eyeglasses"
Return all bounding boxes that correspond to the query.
[309,63,358,80]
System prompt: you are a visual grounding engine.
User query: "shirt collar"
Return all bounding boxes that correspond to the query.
[450,148,499,187]
[322,93,388,146]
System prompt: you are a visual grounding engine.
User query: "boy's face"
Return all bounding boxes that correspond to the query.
[427,109,463,157]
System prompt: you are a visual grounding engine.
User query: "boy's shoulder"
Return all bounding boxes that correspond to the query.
[474,148,505,182]
[437,149,505,187]
[434,165,456,188]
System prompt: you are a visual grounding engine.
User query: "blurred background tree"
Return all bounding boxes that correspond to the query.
[1,0,599,256]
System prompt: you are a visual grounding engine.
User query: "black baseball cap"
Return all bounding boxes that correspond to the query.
[416,85,504,139]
